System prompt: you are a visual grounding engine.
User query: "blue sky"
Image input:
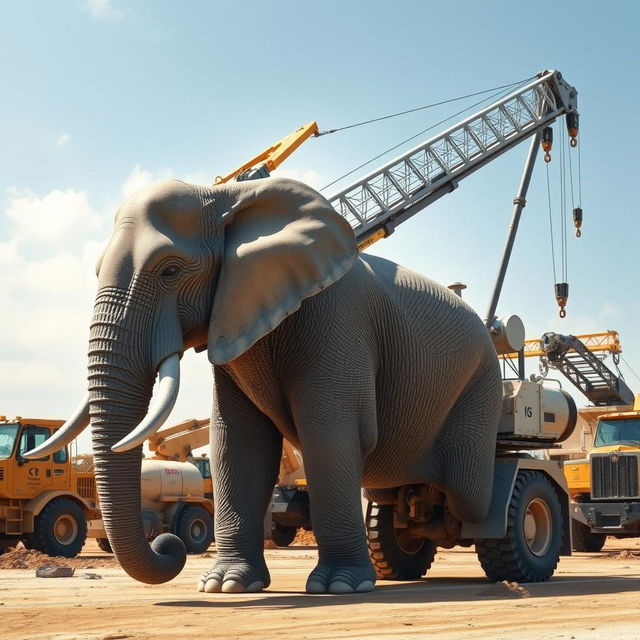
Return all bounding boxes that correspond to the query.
[1,1,638,451]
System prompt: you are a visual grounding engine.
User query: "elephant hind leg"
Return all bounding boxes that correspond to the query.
[432,359,502,524]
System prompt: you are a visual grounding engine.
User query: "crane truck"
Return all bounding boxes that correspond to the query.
[535,333,640,552]
[211,69,583,582]
[0,416,214,557]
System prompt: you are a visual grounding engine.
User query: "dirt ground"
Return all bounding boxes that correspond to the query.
[1,536,639,640]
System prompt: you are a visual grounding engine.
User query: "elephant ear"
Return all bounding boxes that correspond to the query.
[207,177,358,364]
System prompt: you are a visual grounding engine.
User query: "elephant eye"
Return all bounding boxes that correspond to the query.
[161,265,181,279]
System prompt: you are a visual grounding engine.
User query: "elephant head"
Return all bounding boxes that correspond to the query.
[25,177,357,584]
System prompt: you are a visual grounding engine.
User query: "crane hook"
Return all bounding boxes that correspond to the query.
[573,207,583,238]
[555,282,569,319]
[542,126,553,163]
[566,112,579,148]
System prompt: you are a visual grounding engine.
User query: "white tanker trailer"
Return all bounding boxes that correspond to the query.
[89,458,214,554]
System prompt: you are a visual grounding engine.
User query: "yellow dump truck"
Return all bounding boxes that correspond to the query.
[563,394,640,551]
[0,416,214,557]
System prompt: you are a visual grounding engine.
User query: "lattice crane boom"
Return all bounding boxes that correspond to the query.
[218,70,578,251]
[326,70,578,247]
[539,332,634,407]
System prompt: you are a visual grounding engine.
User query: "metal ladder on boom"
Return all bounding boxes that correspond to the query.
[539,332,635,406]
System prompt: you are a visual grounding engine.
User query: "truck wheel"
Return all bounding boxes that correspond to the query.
[571,519,606,552]
[475,471,563,583]
[366,502,436,580]
[31,498,87,558]
[271,523,297,547]
[96,538,113,553]
[176,506,214,554]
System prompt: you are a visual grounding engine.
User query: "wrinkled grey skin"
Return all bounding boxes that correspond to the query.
[88,176,502,593]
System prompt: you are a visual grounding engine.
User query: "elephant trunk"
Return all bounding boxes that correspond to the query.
[88,289,186,584]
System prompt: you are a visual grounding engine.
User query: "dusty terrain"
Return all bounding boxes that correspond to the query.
[1,536,639,640]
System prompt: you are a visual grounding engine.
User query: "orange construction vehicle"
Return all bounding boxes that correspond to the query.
[0,416,214,557]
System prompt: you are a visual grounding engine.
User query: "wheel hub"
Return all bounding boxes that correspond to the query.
[53,515,78,546]
[523,497,552,556]
[394,528,424,555]
[190,519,206,543]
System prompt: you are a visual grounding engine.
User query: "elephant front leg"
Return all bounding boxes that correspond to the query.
[198,369,282,594]
[299,415,376,594]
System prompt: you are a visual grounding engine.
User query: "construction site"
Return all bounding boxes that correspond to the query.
[2,4,640,640]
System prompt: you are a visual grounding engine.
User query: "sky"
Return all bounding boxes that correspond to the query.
[1,0,639,453]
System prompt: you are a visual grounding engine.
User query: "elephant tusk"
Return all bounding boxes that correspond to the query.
[22,396,91,459]
[111,353,180,453]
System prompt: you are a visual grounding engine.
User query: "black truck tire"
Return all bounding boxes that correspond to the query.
[30,498,87,558]
[271,523,297,547]
[366,502,436,580]
[571,519,606,552]
[475,470,564,583]
[176,505,214,554]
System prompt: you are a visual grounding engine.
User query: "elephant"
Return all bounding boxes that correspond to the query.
[26,176,503,594]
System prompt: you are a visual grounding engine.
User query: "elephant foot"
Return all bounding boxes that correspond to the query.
[197,559,270,594]
[305,563,376,594]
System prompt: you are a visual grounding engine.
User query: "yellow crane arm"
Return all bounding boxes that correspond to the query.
[502,330,622,360]
[147,418,211,461]
[213,121,319,185]
[148,417,303,479]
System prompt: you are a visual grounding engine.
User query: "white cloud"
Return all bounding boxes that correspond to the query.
[56,133,71,148]
[83,0,124,20]
[5,188,102,247]
[121,165,175,198]
[0,188,105,424]
[183,170,210,186]
[271,166,331,192]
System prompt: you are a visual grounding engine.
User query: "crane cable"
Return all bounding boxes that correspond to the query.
[560,125,568,286]
[546,122,583,318]
[315,76,536,137]
[620,355,640,385]
[546,122,573,318]
[545,160,557,284]
[318,76,536,192]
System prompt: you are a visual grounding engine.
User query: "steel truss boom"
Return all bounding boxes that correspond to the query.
[326,70,578,248]
[539,332,634,407]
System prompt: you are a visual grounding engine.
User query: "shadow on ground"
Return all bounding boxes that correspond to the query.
[155,573,640,609]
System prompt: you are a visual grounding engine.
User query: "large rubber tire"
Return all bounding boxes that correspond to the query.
[176,506,214,554]
[571,519,606,552]
[31,498,87,558]
[96,537,113,553]
[271,523,297,547]
[475,471,563,583]
[366,502,437,580]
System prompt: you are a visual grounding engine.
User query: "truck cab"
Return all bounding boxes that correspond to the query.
[0,416,97,556]
[563,396,640,551]
[0,418,68,498]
